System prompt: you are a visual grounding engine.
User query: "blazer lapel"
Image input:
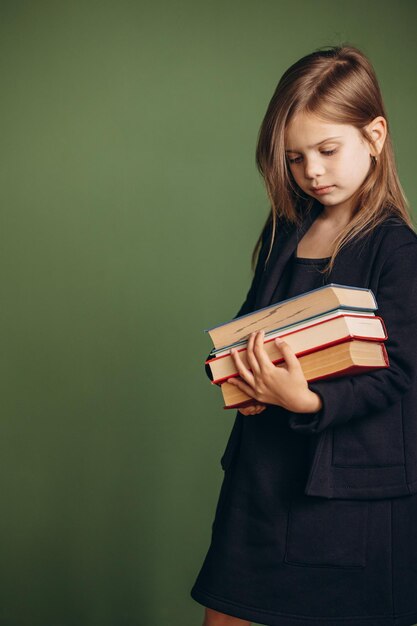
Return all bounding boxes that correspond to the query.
[255,202,324,309]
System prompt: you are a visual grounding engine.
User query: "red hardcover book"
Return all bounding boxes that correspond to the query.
[207,314,387,385]
[219,339,389,410]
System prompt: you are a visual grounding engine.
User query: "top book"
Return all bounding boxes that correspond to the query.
[205,283,377,350]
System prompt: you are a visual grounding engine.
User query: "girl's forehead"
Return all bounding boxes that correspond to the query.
[286,113,349,135]
[285,113,355,148]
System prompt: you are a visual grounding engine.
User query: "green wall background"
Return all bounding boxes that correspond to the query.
[0,1,416,625]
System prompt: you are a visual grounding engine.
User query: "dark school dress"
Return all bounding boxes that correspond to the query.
[190,250,417,626]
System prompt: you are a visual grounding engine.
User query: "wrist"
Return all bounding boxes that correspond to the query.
[299,390,323,413]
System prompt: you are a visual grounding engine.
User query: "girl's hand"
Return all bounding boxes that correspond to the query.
[227,330,322,413]
[238,403,267,416]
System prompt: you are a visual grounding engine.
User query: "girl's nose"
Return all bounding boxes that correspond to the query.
[304,158,326,179]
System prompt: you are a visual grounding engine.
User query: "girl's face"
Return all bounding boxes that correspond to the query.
[285,112,374,217]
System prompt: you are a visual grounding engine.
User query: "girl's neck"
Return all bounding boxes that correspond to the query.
[318,203,355,228]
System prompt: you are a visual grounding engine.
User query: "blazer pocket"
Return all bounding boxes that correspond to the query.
[284,495,368,568]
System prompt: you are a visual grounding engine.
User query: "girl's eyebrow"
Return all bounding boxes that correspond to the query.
[285,136,343,152]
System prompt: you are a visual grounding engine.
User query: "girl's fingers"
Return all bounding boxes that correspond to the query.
[252,329,275,370]
[230,346,256,386]
[274,339,301,372]
[241,405,258,415]
[226,375,257,399]
[240,403,267,415]
[245,332,262,375]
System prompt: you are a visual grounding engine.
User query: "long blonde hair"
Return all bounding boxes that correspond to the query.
[252,44,416,275]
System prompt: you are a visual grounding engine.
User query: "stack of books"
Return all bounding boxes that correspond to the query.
[204,283,389,409]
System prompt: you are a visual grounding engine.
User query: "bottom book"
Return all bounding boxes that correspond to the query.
[219,338,389,410]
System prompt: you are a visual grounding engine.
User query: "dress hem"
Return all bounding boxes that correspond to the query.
[190,586,417,626]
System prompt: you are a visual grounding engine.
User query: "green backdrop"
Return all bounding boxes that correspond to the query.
[0,1,416,625]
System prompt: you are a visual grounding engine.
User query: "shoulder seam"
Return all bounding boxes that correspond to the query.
[379,240,417,274]
[381,220,417,238]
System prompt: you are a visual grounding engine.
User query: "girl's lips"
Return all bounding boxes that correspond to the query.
[311,185,335,195]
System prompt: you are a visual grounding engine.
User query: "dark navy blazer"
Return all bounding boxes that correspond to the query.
[218,201,417,500]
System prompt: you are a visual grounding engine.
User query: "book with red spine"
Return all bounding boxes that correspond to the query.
[220,339,389,409]
[206,313,387,385]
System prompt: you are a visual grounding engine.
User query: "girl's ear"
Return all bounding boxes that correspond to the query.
[365,115,387,157]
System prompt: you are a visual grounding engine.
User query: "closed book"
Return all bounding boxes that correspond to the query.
[210,308,376,357]
[207,314,387,384]
[205,283,377,350]
[220,339,389,410]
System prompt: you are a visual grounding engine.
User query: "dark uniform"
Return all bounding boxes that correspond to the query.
[190,201,417,626]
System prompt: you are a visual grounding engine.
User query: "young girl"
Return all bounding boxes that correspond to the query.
[190,45,417,626]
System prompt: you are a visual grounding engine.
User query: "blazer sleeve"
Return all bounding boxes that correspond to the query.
[204,219,273,381]
[287,241,417,434]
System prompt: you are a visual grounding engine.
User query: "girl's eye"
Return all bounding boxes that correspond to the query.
[287,149,336,164]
